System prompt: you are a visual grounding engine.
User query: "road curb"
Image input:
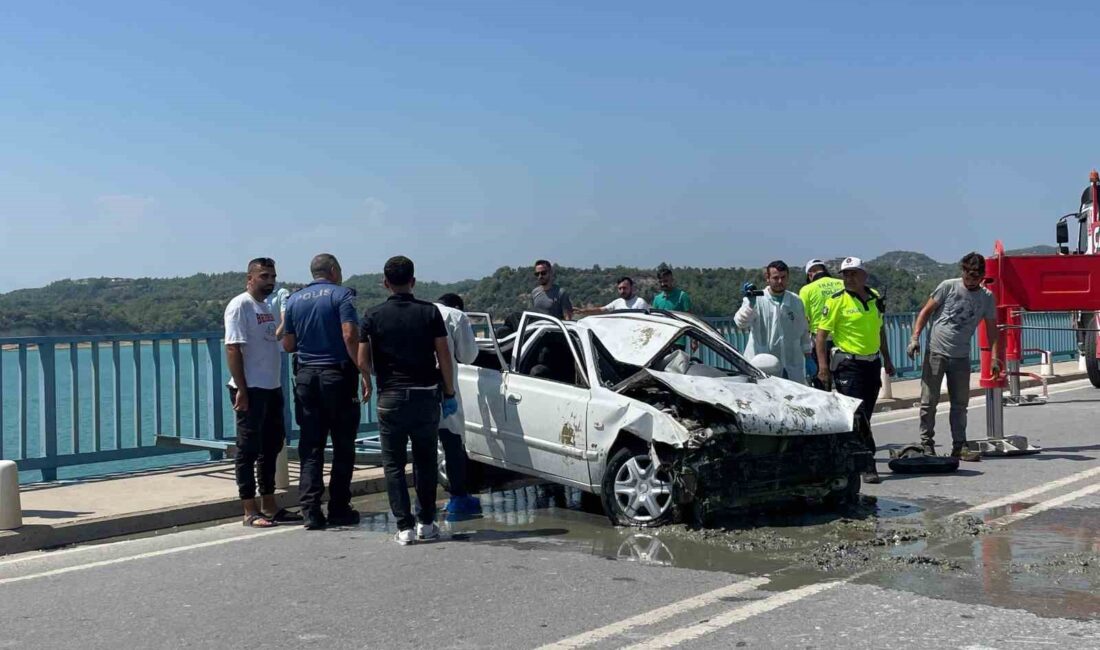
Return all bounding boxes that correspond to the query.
[0,472,397,557]
[874,370,1088,413]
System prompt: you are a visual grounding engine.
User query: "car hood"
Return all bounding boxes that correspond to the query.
[640,369,863,436]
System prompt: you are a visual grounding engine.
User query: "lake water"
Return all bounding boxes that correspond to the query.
[1,342,235,483]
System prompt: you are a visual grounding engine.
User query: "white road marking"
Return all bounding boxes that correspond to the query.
[535,576,770,650]
[954,465,1100,518]
[0,525,297,586]
[984,482,1100,528]
[0,520,250,568]
[618,579,848,650]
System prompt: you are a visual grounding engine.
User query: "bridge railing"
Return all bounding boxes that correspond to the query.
[705,312,1079,377]
[0,314,1082,482]
[0,332,378,482]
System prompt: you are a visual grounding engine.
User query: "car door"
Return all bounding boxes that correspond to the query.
[499,313,592,488]
[458,312,510,462]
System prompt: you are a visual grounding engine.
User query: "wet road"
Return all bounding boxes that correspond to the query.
[0,381,1098,648]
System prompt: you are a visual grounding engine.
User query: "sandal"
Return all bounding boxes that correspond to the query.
[243,513,276,528]
[267,508,304,524]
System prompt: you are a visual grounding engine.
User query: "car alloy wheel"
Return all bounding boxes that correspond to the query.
[606,448,674,526]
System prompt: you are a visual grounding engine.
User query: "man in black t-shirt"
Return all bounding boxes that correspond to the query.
[358,256,456,545]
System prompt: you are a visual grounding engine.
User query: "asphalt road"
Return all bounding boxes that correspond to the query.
[1,380,1099,649]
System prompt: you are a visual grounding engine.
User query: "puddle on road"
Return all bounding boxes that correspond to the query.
[350,481,1100,620]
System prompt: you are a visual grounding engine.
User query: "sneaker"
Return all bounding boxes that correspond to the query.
[445,495,483,516]
[394,528,417,545]
[327,508,361,526]
[920,442,937,456]
[861,470,883,485]
[951,445,982,462]
[303,510,327,531]
[416,521,441,541]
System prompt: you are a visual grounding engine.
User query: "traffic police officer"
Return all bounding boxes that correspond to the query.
[800,259,845,387]
[282,253,362,530]
[814,256,895,484]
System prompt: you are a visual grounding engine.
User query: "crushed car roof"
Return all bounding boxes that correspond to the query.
[577,312,689,367]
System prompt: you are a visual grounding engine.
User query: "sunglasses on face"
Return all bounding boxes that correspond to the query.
[534,270,549,277]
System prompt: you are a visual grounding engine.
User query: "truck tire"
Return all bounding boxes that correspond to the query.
[601,446,677,528]
[1086,334,1100,388]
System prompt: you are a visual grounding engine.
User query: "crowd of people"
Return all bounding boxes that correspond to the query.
[223,251,998,541]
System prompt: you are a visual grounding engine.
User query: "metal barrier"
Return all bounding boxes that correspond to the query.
[0,333,378,482]
[0,313,1081,482]
[705,312,1079,378]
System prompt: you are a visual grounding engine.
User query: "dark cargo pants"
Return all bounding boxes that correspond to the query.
[228,387,285,501]
[295,364,361,514]
[833,357,882,455]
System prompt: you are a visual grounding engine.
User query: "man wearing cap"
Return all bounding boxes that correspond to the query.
[815,256,895,484]
[800,259,844,387]
[733,260,812,382]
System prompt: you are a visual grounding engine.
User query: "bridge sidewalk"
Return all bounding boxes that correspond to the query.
[0,462,394,556]
[0,359,1087,557]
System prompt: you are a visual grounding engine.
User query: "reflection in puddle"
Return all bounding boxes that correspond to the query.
[349,483,1099,620]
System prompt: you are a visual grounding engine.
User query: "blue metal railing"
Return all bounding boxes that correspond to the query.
[706,312,1079,378]
[0,314,1081,482]
[0,332,379,482]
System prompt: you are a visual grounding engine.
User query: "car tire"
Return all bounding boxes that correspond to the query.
[824,471,861,509]
[601,446,677,528]
[1086,333,1100,389]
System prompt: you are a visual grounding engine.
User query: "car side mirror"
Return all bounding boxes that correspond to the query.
[750,353,782,376]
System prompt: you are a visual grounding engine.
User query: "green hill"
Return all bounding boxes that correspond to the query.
[0,250,989,336]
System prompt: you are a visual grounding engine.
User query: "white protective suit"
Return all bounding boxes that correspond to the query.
[733,289,812,383]
[436,304,479,434]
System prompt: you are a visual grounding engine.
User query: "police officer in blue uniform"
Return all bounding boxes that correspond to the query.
[282,253,362,530]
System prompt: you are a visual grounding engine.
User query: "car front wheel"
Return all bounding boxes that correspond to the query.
[601,446,677,527]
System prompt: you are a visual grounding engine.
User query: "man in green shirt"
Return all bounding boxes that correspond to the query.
[652,265,694,351]
[652,265,692,312]
[815,257,895,484]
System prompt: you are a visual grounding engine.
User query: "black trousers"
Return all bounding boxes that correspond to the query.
[833,357,882,455]
[294,364,361,513]
[439,428,468,497]
[229,387,285,501]
[377,388,441,531]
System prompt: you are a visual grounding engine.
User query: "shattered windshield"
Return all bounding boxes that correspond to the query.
[648,331,759,380]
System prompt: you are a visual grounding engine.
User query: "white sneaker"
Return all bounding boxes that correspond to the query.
[394,528,416,545]
[416,522,440,541]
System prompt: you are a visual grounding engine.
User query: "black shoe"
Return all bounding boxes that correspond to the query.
[326,508,361,527]
[303,510,327,530]
[861,470,883,485]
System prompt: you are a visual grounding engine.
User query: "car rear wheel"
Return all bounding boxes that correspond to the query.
[601,446,676,527]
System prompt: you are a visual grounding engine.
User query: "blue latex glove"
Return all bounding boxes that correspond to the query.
[741,282,758,307]
[805,355,817,380]
[442,396,458,419]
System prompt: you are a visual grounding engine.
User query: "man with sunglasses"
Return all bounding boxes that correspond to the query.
[907,252,999,460]
[531,259,573,320]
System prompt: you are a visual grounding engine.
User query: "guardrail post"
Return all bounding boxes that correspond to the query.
[0,460,21,530]
[38,343,58,482]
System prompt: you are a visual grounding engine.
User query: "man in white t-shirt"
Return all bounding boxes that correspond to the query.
[224,257,298,528]
[577,277,651,316]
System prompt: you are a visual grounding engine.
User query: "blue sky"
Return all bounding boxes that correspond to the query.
[1,1,1096,291]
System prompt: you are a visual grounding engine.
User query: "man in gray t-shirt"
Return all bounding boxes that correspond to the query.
[531,259,573,320]
[907,253,1000,458]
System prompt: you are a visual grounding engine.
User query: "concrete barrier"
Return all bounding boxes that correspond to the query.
[0,460,22,530]
[878,368,893,399]
[275,446,290,490]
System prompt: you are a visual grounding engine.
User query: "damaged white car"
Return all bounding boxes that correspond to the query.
[455,310,873,527]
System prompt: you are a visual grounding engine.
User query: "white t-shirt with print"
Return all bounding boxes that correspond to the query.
[603,296,650,311]
[224,292,282,390]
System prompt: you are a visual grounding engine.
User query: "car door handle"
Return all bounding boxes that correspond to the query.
[506,392,522,403]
